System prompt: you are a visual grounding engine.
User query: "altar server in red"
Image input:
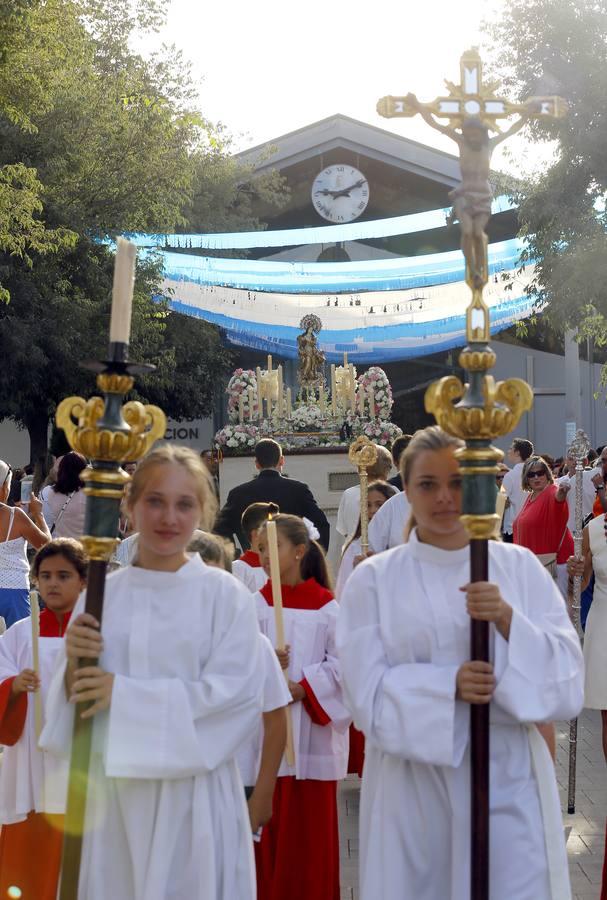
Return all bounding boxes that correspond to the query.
[337,426,584,900]
[255,514,350,900]
[232,502,278,592]
[0,538,86,900]
[41,445,264,900]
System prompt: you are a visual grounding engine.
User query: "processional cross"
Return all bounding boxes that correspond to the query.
[378,48,566,342]
[377,48,567,900]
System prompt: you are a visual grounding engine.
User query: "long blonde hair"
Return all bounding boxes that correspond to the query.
[401,426,465,540]
[128,445,218,530]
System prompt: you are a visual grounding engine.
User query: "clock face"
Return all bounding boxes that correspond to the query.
[311,165,369,223]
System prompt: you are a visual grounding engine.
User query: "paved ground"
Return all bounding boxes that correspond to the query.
[338,709,606,900]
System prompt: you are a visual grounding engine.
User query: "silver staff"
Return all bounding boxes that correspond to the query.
[567,428,590,814]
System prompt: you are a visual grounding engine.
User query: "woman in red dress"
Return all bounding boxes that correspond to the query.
[513,455,573,594]
[513,455,573,759]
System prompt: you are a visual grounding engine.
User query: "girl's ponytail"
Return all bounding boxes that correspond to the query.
[301,539,332,591]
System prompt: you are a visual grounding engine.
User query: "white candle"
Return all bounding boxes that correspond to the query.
[248,386,255,420]
[256,368,262,418]
[277,366,284,418]
[368,387,376,419]
[30,590,42,741]
[238,395,244,423]
[343,351,348,367]
[109,238,137,344]
[266,520,295,766]
[286,387,292,419]
[358,385,365,417]
[349,366,356,412]
[267,354,273,372]
[331,365,337,416]
[319,386,326,414]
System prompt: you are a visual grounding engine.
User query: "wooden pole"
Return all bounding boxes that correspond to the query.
[265,519,296,767]
[470,541,490,899]
[29,589,43,741]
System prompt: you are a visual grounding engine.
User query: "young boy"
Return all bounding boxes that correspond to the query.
[232,502,279,593]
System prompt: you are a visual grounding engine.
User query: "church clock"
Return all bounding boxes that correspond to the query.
[311,165,369,223]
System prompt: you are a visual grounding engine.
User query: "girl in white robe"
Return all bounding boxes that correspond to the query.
[41,445,264,900]
[337,425,584,900]
[254,514,351,900]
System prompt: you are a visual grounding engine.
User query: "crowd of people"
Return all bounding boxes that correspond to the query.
[0,427,601,899]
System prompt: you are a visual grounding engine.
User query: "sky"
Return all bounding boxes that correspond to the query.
[138,0,554,178]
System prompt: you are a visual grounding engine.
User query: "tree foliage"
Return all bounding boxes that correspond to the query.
[488,0,607,346]
[0,0,286,466]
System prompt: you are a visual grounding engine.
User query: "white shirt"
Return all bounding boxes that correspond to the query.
[336,484,361,539]
[501,461,526,533]
[368,491,411,551]
[557,469,597,532]
[337,533,583,900]
[41,486,86,539]
[42,556,264,900]
[232,559,268,593]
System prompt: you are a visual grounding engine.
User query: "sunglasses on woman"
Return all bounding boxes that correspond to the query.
[527,468,547,478]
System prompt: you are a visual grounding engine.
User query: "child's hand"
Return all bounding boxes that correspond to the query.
[456,661,495,704]
[70,666,114,719]
[248,789,274,833]
[66,613,103,662]
[288,680,305,702]
[12,668,40,695]
[275,644,290,670]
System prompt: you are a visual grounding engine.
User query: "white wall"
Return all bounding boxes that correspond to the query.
[0,420,34,466]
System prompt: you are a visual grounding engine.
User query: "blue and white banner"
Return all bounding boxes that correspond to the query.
[128,196,515,251]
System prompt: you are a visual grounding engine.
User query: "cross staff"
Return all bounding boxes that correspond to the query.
[378,47,567,344]
[348,436,378,556]
[566,429,590,814]
[378,48,566,900]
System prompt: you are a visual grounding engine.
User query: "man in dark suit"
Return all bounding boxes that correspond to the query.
[214,439,330,550]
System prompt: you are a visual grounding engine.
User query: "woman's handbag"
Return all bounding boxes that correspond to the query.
[536,526,568,580]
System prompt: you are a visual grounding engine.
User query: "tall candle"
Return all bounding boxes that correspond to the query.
[109,238,137,344]
[248,386,255,420]
[267,354,273,372]
[266,520,295,766]
[358,386,365,417]
[343,351,348,367]
[277,366,284,418]
[286,387,292,419]
[331,365,337,416]
[256,368,262,418]
[319,386,326,414]
[30,590,42,741]
[349,366,356,412]
[368,388,376,419]
[238,395,244,424]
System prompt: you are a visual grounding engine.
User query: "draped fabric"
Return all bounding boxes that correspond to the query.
[122,196,515,251]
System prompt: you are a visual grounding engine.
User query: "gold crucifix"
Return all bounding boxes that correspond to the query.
[377,47,567,342]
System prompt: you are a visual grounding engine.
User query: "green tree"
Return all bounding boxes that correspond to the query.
[0,0,282,470]
[488,1,607,350]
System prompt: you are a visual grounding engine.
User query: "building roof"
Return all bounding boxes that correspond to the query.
[236,113,461,188]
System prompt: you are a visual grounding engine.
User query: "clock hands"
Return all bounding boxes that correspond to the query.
[314,179,367,200]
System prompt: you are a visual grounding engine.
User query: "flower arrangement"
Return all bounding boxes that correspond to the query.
[359,419,403,447]
[226,369,258,422]
[290,404,325,432]
[356,366,393,420]
[214,423,260,453]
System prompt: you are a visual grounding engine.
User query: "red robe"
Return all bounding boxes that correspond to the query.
[0,607,71,900]
[239,550,262,567]
[255,578,341,900]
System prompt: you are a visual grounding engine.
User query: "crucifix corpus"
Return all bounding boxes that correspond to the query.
[378,47,567,900]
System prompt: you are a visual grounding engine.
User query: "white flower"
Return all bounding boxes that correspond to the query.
[226,438,238,448]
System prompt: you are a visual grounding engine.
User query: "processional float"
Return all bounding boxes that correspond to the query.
[54,239,167,899]
[378,48,566,899]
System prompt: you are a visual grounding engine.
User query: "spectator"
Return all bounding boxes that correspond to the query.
[214,439,330,550]
[502,437,534,542]
[336,445,392,541]
[388,434,413,491]
[591,446,607,517]
[200,449,220,499]
[40,452,87,539]
[513,455,573,596]
[0,459,51,627]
